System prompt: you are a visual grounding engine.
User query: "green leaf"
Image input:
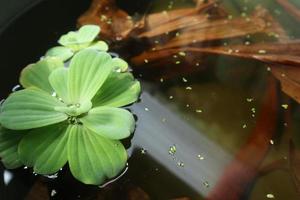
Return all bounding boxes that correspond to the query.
[55,100,92,117]
[68,49,113,104]
[111,57,129,72]
[68,125,127,185]
[80,106,135,140]
[0,88,68,130]
[49,67,70,104]
[92,72,141,107]
[67,43,91,52]
[87,41,109,52]
[45,46,74,62]
[20,58,64,93]
[18,123,69,174]
[58,25,100,47]
[76,25,100,42]
[0,127,24,169]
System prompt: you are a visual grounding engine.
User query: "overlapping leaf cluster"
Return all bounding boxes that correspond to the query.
[0,25,141,185]
[45,25,108,62]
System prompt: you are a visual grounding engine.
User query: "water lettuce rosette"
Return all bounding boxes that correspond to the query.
[45,25,109,62]
[0,48,141,185]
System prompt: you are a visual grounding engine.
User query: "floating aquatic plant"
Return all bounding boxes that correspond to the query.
[45,25,109,62]
[0,26,141,185]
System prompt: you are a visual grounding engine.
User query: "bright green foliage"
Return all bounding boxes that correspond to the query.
[58,25,100,47]
[67,125,127,185]
[0,33,140,185]
[18,123,69,174]
[68,50,112,103]
[92,72,141,107]
[80,107,135,140]
[45,25,109,62]
[45,46,74,62]
[0,127,24,169]
[111,57,129,72]
[0,88,68,130]
[20,57,64,93]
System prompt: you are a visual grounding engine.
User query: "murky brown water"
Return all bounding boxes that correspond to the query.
[0,0,300,199]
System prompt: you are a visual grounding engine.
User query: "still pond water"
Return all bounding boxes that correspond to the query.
[0,0,300,199]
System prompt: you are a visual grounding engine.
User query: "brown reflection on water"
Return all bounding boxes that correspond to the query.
[112,0,300,199]
[128,52,300,200]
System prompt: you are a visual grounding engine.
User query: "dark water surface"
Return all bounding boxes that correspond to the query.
[0,0,300,199]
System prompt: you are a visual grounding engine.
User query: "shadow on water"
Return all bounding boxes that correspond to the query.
[0,0,91,99]
[0,164,36,199]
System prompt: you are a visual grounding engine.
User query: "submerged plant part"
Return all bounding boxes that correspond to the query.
[45,25,109,61]
[78,0,300,103]
[74,1,300,198]
[0,48,141,185]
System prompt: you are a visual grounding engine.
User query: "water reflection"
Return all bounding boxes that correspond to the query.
[98,163,129,188]
[0,164,36,199]
[130,91,232,196]
[0,0,300,199]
